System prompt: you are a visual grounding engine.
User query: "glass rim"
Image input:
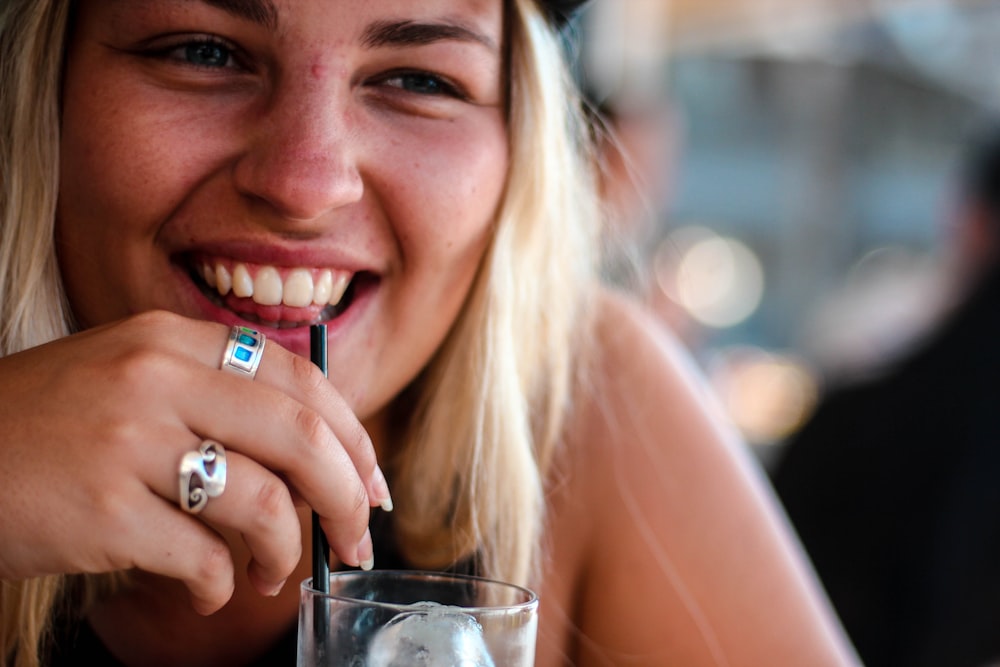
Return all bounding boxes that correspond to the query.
[300,569,539,615]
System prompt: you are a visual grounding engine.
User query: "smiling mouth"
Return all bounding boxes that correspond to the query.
[186,256,371,329]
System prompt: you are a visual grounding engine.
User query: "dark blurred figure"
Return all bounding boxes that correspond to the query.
[772,119,1000,667]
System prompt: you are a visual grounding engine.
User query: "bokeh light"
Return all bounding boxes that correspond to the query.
[706,346,819,447]
[654,225,765,329]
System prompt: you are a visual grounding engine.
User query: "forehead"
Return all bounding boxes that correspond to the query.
[74,0,513,74]
[175,0,508,33]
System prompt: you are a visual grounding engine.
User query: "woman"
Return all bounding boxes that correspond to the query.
[0,0,858,665]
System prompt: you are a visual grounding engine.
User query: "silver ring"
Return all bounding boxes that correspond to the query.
[179,440,227,514]
[221,325,266,379]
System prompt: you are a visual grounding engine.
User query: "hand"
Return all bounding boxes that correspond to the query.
[0,310,389,614]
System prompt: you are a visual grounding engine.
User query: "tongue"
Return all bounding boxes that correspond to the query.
[222,293,329,325]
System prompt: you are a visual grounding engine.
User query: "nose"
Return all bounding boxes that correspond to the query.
[233,83,364,224]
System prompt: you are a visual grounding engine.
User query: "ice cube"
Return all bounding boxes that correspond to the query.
[366,601,496,667]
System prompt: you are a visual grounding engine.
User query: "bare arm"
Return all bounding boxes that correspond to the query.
[541,292,859,666]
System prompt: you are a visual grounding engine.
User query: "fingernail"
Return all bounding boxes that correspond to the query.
[267,578,287,597]
[371,465,394,513]
[357,528,374,571]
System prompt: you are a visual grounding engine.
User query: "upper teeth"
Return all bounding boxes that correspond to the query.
[201,261,351,308]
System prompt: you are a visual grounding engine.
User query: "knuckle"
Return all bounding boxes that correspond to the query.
[118,312,185,355]
[324,479,369,537]
[350,480,369,517]
[344,419,372,459]
[337,479,370,528]
[249,476,292,527]
[191,539,233,583]
[95,414,143,458]
[112,345,177,390]
[86,484,133,532]
[292,406,331,456]
[262,542,300,580]
[288,353,326,392]
[130,309,181,333]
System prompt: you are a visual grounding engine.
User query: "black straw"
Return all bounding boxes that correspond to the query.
[310,324,331,594]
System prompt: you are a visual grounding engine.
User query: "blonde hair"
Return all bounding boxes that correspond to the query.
[1,1,74,665]
[0,1,71,354]
[391,0,600,588]
[0,0,601,663]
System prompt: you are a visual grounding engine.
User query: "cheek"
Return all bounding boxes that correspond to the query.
[58,87,162,258]
[57,58,238,246]
[56,72,130,302]
[389,122,509,265]
[56,83,154,314]
[55,61,231,323]
[61,101,185,229]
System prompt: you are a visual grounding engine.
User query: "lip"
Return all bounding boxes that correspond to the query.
[171,244,379,356]
[185,240,373,274]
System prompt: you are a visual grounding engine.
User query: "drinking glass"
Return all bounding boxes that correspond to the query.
[297,569,538,666]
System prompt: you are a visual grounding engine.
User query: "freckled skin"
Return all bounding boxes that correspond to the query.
[21,1,859,665]
[44,0,514,661]
[56,0,508,421]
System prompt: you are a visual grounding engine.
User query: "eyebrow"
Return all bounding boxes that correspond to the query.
[361,19,498,53]
[199,0,278,30]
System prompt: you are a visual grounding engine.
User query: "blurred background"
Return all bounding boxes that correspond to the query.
[574,0,1000,467]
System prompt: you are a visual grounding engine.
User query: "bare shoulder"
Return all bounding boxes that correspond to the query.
[567,288,738,470]
[538,288,859,667]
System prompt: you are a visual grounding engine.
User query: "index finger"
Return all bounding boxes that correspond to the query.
[187,322,393,513]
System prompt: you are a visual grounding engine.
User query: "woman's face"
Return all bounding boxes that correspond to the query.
[57,0,509,417]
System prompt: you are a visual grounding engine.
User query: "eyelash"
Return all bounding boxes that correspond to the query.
[140,37,469,101]
[374,70,466,100]
[146,36,244,71]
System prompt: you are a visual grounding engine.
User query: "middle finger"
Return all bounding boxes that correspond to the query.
[151,443,304,596]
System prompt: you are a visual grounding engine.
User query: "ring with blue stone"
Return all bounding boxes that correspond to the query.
[221,325,266,379]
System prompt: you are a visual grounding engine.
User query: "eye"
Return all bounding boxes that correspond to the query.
[175,38,237,69]
[381,71,464,98]
[182,40,234,68]
[139,36,244,71]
